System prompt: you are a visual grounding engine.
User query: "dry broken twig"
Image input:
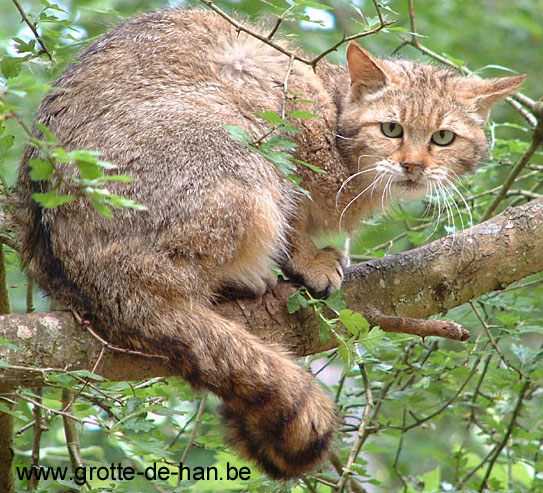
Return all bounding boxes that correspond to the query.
[364,307,470,341]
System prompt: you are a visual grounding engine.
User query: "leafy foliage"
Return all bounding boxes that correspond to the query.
[0,0,542,492]
[226,107,325,197]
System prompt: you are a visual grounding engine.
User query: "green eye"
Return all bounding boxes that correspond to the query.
[431,129,455,146]
[380,122,403,138]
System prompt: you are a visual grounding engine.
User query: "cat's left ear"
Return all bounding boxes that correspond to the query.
[346,41,389,99]
[465,74,526,120]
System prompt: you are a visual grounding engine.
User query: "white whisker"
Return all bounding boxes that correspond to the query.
[338,172,388,230]
[330,132,354,141]
[443,184,465,232]
[444,169,471,195]
[431,180,444,237]
[382,174,395,212]
[422,180,434,218]
[442,176,474,229]
[436,180,454,236]
[357,154,384,171]
[335,166,380,210]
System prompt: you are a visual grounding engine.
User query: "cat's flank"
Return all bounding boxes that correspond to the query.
[13,8,524,479]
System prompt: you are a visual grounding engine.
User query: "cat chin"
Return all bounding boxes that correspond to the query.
[393,181,428,200]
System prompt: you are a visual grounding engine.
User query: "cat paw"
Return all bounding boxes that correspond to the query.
[220,269,277,299]
[283,246,348,298]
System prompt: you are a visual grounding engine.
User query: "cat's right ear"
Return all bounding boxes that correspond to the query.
[346,41,388,99]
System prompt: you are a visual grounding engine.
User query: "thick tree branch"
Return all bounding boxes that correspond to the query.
[1,198,543,385]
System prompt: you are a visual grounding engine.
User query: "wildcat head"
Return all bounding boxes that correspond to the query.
[337,41,525,207]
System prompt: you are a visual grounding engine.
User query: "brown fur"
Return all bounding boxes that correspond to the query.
[12,8,524,479]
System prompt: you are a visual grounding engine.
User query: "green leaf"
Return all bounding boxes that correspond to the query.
[264,135,297,152]
[294,0,333,10]
[12,37,36,54]
[29,158,54,180]
[91,200,112,217]
[339,309,370,337]
[416,467,441,491]
[67,369,105,381]
[36,123,56,143]
[286,290,308,313]
[0,402,23,418]
[1,56,22,79]
[317,315,331,344]
[107,196,148,211]
[40,0,68,13]
[287,110,320,120]
[358,327,385,354]
[441,52,466,67]
[255,110,284,124]
[76,160,103,180]
[292,158,327,174]
[0,135,14,153]
[335,332,357,369]
[324,290,346,314]
[103,174,133,182]
[0,337,20,351]
[224,124,251,143]
[32,190,75,208]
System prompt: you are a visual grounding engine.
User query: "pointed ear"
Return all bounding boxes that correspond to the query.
[466,74,526,120]
[346,41,388,98]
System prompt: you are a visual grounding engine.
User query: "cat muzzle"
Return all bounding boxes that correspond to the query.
[401,161,425,182]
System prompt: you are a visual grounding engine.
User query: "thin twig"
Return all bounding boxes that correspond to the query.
[470,301,521,377]
[61,389,89,487]
[198,0,394,70]
[28,388,44,490]
[281,55,295,120]
[328,450,367,493]
[507,98,538,128]
[336,362,374,491]
[480,122,543,221]
[389,356,481,433]
[26,276,35,313]
[61,344,107,412]
[11,0,53,61]
[16,392,97,426]
[513,93,537,112]
[179,394,208,464]
[392,409,408,490]
[71,310,169,361]
[267,17,283,40]
[15,419,37,436]
[478,380,530,491]
[407,0,419,46]
[302,477,318,493]
[0,233,20,252]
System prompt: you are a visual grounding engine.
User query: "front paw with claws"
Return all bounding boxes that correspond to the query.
[282,246,348,298]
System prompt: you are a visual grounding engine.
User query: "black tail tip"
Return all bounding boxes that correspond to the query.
[220,404,336,480]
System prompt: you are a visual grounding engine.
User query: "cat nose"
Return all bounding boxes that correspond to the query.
[401,162,424,181]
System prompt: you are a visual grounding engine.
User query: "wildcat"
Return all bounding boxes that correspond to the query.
[12,8,524,479]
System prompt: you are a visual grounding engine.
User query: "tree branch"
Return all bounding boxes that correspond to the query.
[11,0,53,62]
[198,0,395,70]
[1,198,543,385]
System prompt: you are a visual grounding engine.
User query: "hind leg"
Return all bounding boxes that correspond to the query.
[161,180,286,299]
